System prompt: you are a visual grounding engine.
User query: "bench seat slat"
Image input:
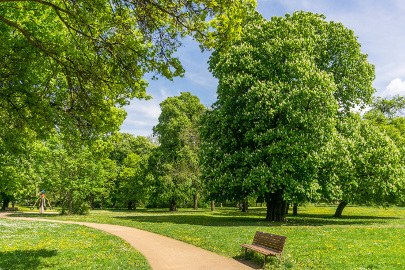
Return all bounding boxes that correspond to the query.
[240,244,282,256]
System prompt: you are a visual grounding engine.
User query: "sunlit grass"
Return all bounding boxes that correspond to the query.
[0,219,150,270]
[8,204,405,269]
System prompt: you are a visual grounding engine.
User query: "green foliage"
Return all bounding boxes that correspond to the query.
[364,96,405,148]
[0,137,48,206]
[152,92,206,210]
[200,11,375,220]
[109,134,156,209]
[368,95,405,118]
[38,134,116,215]
[0,0,256,142]
[318,115,405,209]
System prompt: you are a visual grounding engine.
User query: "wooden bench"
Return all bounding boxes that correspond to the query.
[240,231,287,267]
[5,207,18,211]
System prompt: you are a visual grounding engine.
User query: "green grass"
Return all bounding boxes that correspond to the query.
[7,204,405,269]
[0,219,151,270]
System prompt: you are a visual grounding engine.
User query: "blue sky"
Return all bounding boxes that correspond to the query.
[120,0,405,137]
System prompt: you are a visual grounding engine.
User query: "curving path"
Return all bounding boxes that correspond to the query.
[0,212,258,270]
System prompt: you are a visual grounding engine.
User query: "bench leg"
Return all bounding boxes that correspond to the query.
[244,248,247,258]
[263,255,267,268]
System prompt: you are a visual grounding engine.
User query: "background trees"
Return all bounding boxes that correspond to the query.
[317,115,404,217]
[151,92,205,211]
[200,11,376,221]
[0,0,256,213]
[110,134,156,210]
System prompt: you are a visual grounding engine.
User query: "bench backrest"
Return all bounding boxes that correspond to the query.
[252,231,287,252]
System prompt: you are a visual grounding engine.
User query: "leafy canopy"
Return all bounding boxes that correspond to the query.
[151,92,205,209]
[0,0,256,141]
[200,11,375,206]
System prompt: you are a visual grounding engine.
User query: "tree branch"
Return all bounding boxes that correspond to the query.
[0,15,57,57]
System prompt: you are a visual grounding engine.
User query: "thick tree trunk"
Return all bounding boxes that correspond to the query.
[1,197,10,210]
[170,199,178,211]
[242,200,248,212]
[193,194,198,210]
[127,201,132,210]
[286,203,290,214]
[334,201,348,217]
[211,200,215,211]
[293,203,298,216]
[265,189,287,222]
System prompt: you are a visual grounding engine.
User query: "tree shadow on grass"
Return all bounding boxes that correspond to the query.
[7,209,400,227]
[284,213,399,227]
[114,211,399,227]
[0,249,58,270]
[6,213,61,218]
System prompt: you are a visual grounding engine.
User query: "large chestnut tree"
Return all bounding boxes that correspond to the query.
[200,11,375,221]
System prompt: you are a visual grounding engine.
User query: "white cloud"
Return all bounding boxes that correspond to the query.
[185,71,218,89]
[120,98,161,136]
[380,78,405,97]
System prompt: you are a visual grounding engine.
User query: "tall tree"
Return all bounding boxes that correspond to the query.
[108,134,156,208]
[39,134,113,214]
[0,0,256,142]
[152,92,205,211]
[200,11,375,221]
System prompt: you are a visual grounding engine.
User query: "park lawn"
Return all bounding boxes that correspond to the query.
[0,219,150,270]
[8,204,405,269]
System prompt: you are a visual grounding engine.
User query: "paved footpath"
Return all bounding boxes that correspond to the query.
[0,212,258,270]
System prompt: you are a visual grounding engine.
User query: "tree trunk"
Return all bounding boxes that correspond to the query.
[193,193,198,210]
[68,196,73,215]
[220,203,222,208]
[100,201,103,210]
[133,198,137,210]
[334,201,348,217]
[293,203,298,216]
[90,196,95,210]
[170,199,178,211]
[1,197,10,210]
[242,200,248,212]
[211,200,215,211]
[127,201,132,210]
[286,203,290,214]
[265,189,287,222]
